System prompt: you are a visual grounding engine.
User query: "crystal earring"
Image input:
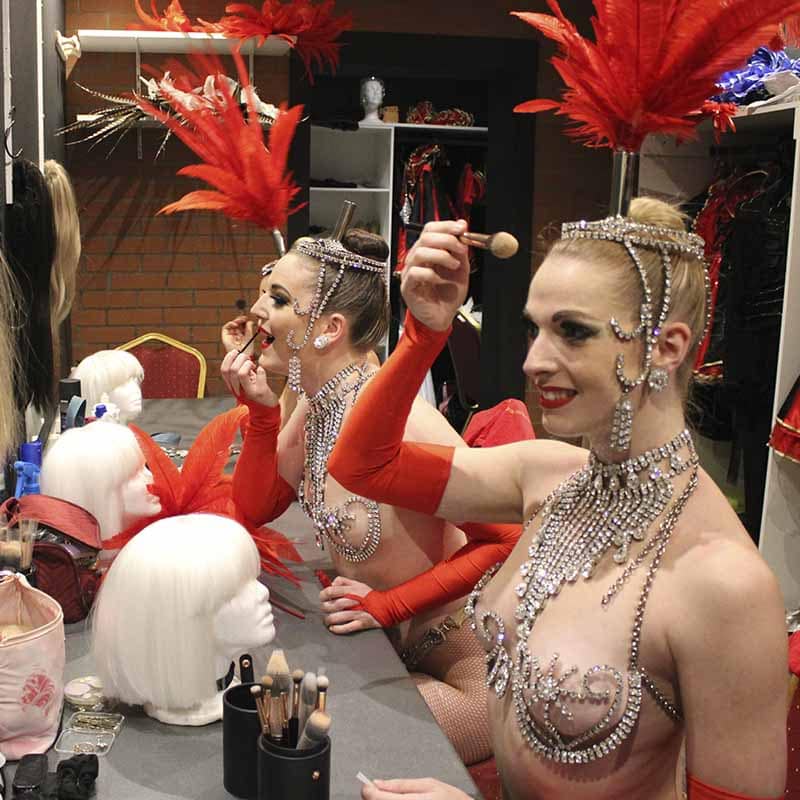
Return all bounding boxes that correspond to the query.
[647,367,669,392]
[287,355,302,393]
[313,335,329,350]
[610,394,634,452]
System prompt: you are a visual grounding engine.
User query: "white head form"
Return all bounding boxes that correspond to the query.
[71,350,144,424]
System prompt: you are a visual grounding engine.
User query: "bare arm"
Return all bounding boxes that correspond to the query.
[675,542,787,796]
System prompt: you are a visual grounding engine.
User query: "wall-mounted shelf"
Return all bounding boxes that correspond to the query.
[77,29,293,56]
[390,122,488,134]
[310,186,390,193]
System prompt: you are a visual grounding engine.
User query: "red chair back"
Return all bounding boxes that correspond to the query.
[117,333,206,399]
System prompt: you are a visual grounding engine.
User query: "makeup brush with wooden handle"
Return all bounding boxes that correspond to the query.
[289,669,304,747]
[406,222,519,260]
[297,709,331,750]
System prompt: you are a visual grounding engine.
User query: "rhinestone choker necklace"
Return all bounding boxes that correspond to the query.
[514,429,697,633]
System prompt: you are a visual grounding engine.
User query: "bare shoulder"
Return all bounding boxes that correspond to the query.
[669,472,785,658]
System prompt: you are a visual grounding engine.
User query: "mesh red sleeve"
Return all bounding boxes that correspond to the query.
[687,774,783,800]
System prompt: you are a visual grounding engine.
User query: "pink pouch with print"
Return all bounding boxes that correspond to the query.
[0,573,65,761]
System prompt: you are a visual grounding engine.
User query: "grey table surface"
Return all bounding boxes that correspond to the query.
[5,398,478,800]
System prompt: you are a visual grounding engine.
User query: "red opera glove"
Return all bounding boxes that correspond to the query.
[355,522,520,627]
[328,311,455,516]
[687,775,783,800]
[233,402,296,526]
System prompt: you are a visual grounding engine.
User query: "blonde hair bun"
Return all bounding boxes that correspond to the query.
[627,197,687,232]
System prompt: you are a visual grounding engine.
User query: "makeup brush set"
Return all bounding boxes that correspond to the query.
[223,649,331,800]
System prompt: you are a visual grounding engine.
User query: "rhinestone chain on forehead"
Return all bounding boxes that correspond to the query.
[298,361,382,562]
[465,429,698,763]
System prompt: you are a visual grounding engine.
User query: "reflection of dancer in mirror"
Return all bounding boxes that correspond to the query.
[360,76,385,124]
[222,218,520,765]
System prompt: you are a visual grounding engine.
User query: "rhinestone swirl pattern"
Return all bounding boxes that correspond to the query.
[465,431,698,763]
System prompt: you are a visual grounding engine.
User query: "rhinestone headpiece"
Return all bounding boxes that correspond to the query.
[294,237,388,278]
[561,216,706,260]
[559,214,710,452]
[284,200,388,394]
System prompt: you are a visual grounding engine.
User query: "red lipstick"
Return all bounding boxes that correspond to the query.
[537,386,577,410]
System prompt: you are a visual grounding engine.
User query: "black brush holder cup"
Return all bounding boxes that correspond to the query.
[257,734,330,800]
[223,683,262,799]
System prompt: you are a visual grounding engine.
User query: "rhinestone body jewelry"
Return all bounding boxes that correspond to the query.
[466,429,697,763]
[298,362,383,562]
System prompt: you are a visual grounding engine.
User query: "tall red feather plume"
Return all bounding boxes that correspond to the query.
[206,1,353,82]
[102,409,301,583]
[512,0,800,151]
[136,49,304,232]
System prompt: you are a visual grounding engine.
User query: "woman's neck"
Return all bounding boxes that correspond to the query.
[300,348,370,398]
[589,391,688,465]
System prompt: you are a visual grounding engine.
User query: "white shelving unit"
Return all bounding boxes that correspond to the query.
[76,29,293,56]
[640,102,800,609]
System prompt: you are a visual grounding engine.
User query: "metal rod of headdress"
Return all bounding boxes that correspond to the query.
[609,150,640,217]
[331,200,356,241]
[271,229,287,257]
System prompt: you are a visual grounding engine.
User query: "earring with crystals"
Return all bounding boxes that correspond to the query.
[610,393,634,452]
[313,335,330,350]
[647,367,669,392]
[287,355,302,393]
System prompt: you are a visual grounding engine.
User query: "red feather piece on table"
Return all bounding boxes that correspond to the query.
[103,408,301,584]
[512,0,800,152]
[136,50,304,233]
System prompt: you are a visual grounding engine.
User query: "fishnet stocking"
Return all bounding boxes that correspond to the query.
[410,622,492,765]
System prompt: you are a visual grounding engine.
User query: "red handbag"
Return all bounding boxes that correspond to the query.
[1,495,102,623]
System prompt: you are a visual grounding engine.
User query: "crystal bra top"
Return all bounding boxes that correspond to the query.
[298,362,382,564]
[465,431,699,765]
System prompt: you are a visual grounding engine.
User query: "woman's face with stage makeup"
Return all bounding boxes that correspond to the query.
[249,252,319,373]
[522,253,643,442]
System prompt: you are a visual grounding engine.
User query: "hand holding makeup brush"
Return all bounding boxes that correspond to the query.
[221,314,261,354]
[220,348,278,409]
[401,220,471,333]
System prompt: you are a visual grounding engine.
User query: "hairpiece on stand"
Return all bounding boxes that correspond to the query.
[285,200,388,394]
[132,0,353,83]
[514,0,800,450]
[136,49,303,264]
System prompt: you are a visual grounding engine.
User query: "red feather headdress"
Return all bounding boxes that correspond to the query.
[132,0,352,82]
[512,0,800,152]
[104,406,302,586]
[136,49,304,234]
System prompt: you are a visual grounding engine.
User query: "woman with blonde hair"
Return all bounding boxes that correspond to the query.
[333,201,787,800]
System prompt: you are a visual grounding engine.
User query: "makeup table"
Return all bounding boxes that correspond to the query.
[6,398,479,800]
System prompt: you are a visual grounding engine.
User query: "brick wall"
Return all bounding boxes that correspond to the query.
[64,0,609,404]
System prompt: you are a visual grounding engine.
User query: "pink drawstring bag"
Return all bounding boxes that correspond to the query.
[0,573,65,761]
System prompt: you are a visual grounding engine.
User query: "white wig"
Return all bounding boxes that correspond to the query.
[70,350,144,410]
[40,420,145,540]
[92,514,260,712]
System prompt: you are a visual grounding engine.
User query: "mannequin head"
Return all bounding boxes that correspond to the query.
[360,76,384,122]
[44,161,81,336]
[71,350,144,423]
[92,514,275,725]
[40,420,161,541]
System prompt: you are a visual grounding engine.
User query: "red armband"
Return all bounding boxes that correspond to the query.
[328,311,454,516]
[355,522,520,627]
[687,774,783,800]
[232,402,297,526]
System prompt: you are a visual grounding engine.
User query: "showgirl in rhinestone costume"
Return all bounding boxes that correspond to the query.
[329,0,796,795]
[221,204,520,766]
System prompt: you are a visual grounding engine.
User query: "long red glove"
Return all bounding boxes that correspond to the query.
[233,401,297,526]
[687,775,783,800]
[328,311,456,516]
[354,521,520,627]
